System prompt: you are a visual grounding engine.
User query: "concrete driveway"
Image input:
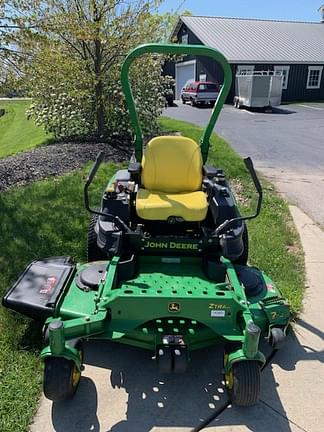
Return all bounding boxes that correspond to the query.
[31,338,304,432]
[164,102,324,228]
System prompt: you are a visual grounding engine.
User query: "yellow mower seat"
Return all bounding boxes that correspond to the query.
[136,189,207,221]
[136,136,208,221]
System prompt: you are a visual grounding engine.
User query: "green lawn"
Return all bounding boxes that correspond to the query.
[0,118,305,431]
[0,162,118,431]
[0,100,53,158]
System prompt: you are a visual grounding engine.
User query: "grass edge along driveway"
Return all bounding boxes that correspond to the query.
[0,117,305,432]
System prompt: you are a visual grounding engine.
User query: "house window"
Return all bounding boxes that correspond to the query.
[181,33,188,44]
[237,65,254,75]
[307,66,323,89]
[274,66,290,90]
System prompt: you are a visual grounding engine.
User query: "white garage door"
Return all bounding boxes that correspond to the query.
[175,60,196,99]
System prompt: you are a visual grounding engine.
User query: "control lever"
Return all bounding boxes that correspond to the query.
[85,151,104,187]
[84,151,132,233]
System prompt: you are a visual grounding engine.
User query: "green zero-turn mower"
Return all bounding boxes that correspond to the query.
[3,44,290,406]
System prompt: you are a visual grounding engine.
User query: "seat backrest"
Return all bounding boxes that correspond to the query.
[141,136,203,193]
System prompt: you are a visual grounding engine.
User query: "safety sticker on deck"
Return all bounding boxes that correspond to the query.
[211,310,226,318]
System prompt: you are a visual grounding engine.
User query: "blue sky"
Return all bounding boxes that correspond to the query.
[159,0,324,22]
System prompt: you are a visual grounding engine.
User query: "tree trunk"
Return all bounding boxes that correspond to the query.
[92,0,105,140]
[94,76,105,139]
[94,38,105,140]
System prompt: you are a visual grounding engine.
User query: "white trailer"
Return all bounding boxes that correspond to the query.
[234,71,283,109]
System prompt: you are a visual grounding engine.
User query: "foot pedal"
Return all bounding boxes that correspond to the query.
[157,345,173,373]
[173,345,188,373]
[156,335,188,373]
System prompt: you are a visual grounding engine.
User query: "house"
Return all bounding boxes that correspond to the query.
[169,11,324,103]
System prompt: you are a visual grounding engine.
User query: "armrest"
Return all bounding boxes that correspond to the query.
[202,165,218,178]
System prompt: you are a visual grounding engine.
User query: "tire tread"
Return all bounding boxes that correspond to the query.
[230,360,261,406]
[43,357,79,401]
[87,210,106,262]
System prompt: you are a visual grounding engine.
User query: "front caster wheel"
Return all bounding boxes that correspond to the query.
[269,327,286,350]
[43,357,81,401]
[225,360,261,406]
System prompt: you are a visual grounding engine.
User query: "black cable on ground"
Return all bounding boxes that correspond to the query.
[191,399,230,432]
[191,348,278,432]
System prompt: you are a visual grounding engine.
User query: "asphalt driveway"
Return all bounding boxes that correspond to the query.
[164,102,324,227]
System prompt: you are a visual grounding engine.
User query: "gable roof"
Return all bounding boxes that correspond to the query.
[173,16,324,64]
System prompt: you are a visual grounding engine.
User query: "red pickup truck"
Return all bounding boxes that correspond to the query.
[181,81,220,106]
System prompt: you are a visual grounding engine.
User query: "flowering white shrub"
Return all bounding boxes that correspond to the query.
[26,50,171,142]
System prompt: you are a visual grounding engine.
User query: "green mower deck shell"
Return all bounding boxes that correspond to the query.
[41,256,290,365]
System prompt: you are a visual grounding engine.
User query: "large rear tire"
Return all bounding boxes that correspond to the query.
[232,223,249,265]
[87,210,107,262]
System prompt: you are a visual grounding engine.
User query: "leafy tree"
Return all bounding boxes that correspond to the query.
[157,8,192,43]
[1,0,172,142]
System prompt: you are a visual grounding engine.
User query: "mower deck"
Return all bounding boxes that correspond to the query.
[43,256,289,357]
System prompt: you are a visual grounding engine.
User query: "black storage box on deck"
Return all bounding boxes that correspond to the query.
[2,257,75,321]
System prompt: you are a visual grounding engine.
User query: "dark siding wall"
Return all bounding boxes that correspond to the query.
[282,64,324,102]
[163,60,175,77]
[177,24,204,64]
[196,57,224,83]
[178,24,203,45]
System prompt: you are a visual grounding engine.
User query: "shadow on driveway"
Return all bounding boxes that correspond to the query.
[48,334,307,432]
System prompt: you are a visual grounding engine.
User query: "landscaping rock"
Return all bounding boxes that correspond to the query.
[0,141,132,191]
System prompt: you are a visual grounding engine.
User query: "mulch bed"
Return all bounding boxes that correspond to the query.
[0,141,132,192]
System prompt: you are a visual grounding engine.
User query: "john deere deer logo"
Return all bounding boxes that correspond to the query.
[168,302,180,313]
